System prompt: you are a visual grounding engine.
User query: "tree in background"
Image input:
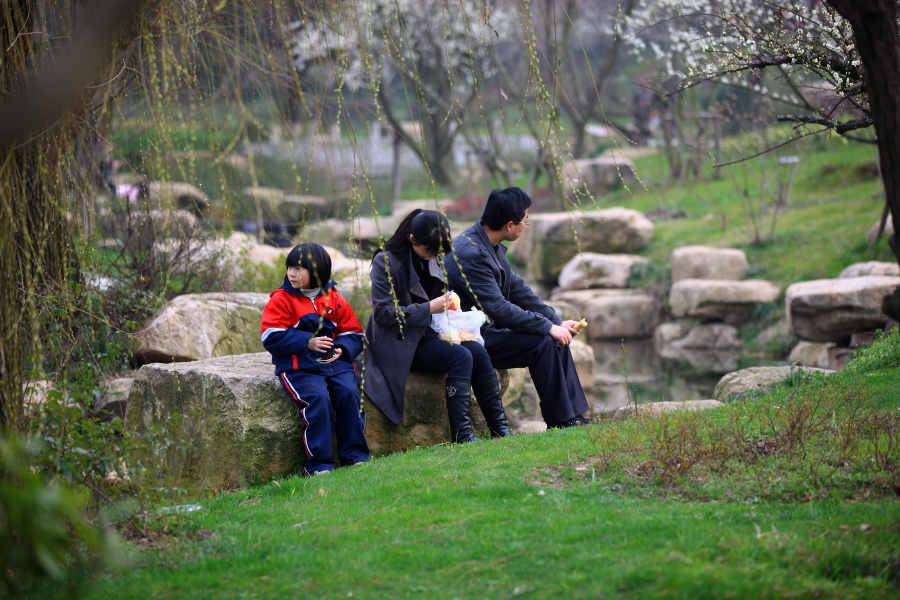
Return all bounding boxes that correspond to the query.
[290,0,515,187]
[625,0,900,314]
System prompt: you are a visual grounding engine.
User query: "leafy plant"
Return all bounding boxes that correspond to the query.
[0,435,116,598]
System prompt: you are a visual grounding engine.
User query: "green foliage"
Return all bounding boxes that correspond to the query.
[844,328,900,373]
[625,260,671,297]
[0,436,116,598]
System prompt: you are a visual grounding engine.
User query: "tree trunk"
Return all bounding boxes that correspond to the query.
[827,0,900,264]
[827,0,900,318]
[0,0,148,431]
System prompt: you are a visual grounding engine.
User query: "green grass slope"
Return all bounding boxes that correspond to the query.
[50,332,900,600]
[595,136,894,285]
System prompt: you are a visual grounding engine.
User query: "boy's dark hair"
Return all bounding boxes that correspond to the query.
[380,209,452,257]
[481,187,532,231]
[286,242,332,287]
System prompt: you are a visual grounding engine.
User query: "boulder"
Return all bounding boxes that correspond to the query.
[785,276,900,342]
[125,351,513,488]
[524,209,654,283]
[611,400,723,421]
[557,253,649,291]
[502,368,527,408]
[125,353,302,489]
[349,215,404,255]
[865,217,894,245]
[242,187,329,223]
[653,322,693,345]
[671,323,741,350]
[669,279,780,324]
[392,199,455,215]
[301,218,350,250]
[713,366,834,401]
[656,344,741,374]
[552,289,661,339]
[754,319,797,355]
[546,298,582,323]
[570,340,595,392]
[839,261,900,278]
[787,341,834,369]
[133,292,269,364]
[363,371,502,455]
[562,156,637,196]
[148,181,213,218]
[670,245,749,282]
[94,377,133,422]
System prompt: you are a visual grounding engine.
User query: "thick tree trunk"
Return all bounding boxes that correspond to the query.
[827,0,900,262]
[827,0,900,318]
[0,0,148,431]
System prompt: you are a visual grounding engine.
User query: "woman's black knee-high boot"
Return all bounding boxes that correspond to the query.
[471,371,513,438]
[445,376,482,443]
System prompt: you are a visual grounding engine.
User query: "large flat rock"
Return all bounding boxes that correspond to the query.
[785,276,900,342]
[520,209,654,284]
[133,292,269,364]
[669,279,780,323]
[125,352,509,488]
[670,245,748,282]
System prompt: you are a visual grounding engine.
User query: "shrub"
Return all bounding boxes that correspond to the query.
[0,435,116,598]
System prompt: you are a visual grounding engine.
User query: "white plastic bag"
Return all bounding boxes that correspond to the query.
[430,307,486,344]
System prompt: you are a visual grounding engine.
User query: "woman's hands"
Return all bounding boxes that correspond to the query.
[429,293,452,314]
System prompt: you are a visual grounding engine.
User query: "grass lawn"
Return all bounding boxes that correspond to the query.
[594,135,893,286]
[46,334,900,600]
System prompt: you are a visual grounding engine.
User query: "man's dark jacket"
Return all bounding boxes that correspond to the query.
[444,221,561,334]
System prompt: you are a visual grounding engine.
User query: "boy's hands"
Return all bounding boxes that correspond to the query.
[307,335,334,353]
[308,336,342,363]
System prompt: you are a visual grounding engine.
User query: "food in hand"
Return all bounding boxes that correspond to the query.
[573,318,588,332]
[447,291,461,311]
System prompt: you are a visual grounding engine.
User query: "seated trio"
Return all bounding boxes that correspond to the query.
[260,187,591,476]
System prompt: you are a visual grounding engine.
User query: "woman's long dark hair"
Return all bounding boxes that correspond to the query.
[377,209,452,258]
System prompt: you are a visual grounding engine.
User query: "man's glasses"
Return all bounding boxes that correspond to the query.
[513,219,531,227]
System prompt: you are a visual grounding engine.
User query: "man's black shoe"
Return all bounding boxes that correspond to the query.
[548,416,591,429]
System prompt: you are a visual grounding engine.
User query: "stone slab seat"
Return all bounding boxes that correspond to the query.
[124,352,508,490]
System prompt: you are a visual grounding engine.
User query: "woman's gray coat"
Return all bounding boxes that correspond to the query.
[361,249,445,424]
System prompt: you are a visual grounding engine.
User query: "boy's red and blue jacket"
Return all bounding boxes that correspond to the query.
[260,277,364,375]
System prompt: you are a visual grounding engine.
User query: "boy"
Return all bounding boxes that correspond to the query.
[261,242,369,475]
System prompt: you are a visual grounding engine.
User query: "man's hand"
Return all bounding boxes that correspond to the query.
[561,320,583,336]
[548,324,573,346]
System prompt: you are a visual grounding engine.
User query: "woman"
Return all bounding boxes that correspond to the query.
[363,209,512,442]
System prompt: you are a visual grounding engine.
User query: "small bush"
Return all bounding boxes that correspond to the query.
[844,328,900,373]
[0,436,116,598]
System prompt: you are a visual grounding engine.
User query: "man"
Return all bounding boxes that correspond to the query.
[445,187,591,429]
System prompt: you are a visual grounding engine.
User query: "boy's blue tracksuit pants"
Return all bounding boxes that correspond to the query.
[277,369,369,475]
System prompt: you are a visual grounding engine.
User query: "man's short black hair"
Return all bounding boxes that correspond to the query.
[286,242,332,288]
[481,187,532,231]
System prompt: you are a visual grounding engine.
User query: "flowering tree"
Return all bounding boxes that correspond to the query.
[290,0,514,186]
[627,0,900,301]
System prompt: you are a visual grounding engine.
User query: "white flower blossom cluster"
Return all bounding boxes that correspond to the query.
[289,0,515,97]
[625,0,860,102]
